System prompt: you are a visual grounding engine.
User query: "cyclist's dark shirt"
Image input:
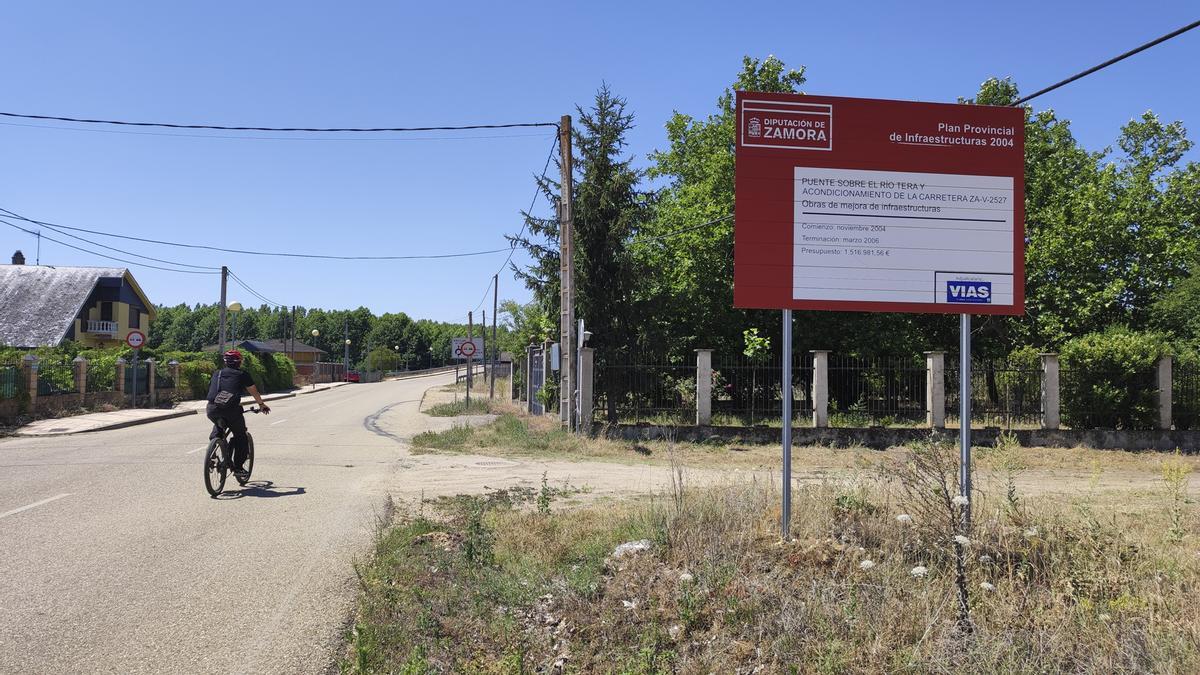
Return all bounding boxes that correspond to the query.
[207,367,256,407]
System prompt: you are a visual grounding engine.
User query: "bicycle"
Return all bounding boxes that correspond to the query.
[203,407,261,497]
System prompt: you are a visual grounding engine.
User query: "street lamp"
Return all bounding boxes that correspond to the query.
[227,301,243,345]
[311,329,320,389]
[344,338,351,381]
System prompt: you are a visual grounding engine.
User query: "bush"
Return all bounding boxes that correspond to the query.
[1060,327,1170,429]
[180,359,217,399]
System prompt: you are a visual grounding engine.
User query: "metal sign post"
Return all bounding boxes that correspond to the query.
[959,313,972,527]
[781,309,793,540]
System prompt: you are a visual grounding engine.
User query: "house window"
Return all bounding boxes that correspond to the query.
[100,302,113,322]
[130,309,140,329]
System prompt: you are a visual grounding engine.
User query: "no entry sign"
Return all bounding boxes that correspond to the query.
[734,92,1025,315]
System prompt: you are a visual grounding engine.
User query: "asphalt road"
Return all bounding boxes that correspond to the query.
[0,372,454,674]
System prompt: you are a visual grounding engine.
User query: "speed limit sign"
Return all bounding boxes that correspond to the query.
[126,330,146,349]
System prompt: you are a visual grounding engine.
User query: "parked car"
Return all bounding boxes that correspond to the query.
[344,371,361,383]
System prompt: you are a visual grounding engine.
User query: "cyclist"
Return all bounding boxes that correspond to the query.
[206,350,270,480]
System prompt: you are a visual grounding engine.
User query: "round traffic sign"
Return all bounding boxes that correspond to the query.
[126,330,146,349]
[458,340,477,357]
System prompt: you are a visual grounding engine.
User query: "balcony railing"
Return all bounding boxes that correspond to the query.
[85,320,118,334]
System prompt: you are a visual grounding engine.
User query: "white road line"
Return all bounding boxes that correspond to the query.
[269,418,289,426]
[311,403,339,412]
[0,493,72,521]
[187,445,208,455]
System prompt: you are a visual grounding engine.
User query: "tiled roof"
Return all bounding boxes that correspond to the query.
[0,265,127,348]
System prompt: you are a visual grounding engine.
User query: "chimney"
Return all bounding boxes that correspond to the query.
[11,250,24,265]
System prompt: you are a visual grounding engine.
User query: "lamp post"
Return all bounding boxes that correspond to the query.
[344,339,351,381]
[311,329,320,389]
[227,301,243,346]
[394,345,401,372]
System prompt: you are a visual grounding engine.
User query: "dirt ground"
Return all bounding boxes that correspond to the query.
[384,382,1200,511]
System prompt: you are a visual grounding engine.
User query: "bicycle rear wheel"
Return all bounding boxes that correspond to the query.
[204,438,228,497]
[237,434,255,485]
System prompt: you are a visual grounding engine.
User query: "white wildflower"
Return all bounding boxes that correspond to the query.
[859,559,876,571]
[954,535,971,547]
[1024,527,1039,538]
[910,566,928,578]
[979,554,993,564]
[979,581,995,592]
[952,495,970,507]
[896,514,913,524]
[678,572,694,584]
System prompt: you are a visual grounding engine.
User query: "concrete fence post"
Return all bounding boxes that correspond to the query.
[22,354,38,411]
[146,359,157,406]
[695,349,713,426]
[811,350,830,428]
[1158,355,1173,430]
[1040,353,1060,430]
[924,351,946,428]
[115,358,126,396]
[580,347,594,434]
[74,355,88,404]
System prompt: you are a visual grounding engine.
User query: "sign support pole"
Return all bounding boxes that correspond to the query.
[466,312,473,408]
[959,313,972,527]
[781,309,793,540]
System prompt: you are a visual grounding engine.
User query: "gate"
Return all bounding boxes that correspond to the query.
[529,347,545,415]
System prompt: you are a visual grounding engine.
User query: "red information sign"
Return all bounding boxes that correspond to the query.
[126,330,146,349]
[734,92,1025,315]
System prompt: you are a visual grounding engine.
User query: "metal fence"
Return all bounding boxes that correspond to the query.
[712,353,814,427]
[1174,365,1200,430]
[37,357,78,396]
[594,353,696,424]
[946,358,1042,429]
[829,355,926,427]
[124,361,150,397]
[155,366,175,390]
[1059,366,1158,430]
[86,361,116,393]
[0,358,23,399]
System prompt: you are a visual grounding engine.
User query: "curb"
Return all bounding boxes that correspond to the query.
[14,383,350,437]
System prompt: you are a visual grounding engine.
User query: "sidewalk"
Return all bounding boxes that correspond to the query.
[13,382,350,437]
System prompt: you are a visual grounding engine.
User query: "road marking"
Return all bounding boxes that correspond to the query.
[311,402,340,412]
[0,493,71,521]
[187,445,208,454]
[270,418,289,426]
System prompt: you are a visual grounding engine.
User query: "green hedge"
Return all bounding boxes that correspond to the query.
[1060,327,1170,430]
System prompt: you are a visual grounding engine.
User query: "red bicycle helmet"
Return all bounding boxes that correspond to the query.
[223,349,243,367]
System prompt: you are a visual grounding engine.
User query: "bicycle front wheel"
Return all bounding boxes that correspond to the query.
[203,438,228,497]
[237,434,255,486]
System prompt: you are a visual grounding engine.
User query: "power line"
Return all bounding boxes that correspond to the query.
[633,214,733,244]
[228,269,287,308]
[0,120,555,142]
[0,207,514,261]
[473,132,560,312]
[1015,19,1200,105]
[0,111,558,134]
[1,218,219,274]
[24,217,220,270]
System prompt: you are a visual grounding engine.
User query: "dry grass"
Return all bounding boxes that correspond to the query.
[346,436,1200,673]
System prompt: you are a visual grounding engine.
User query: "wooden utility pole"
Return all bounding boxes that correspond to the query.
[490,273,498,399]
[558,115,575,430]
[218,266,228,353]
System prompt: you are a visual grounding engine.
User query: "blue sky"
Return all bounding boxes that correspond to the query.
[2,2,1197,323]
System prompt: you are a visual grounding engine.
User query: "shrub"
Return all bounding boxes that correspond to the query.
[1060,327,1169,429]
[180,359,217,399]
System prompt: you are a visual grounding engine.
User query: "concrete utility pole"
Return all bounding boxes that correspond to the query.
[558,114,575,430]
[482,310,487,396]
[218,266,228,353]
[490,273,498,399]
